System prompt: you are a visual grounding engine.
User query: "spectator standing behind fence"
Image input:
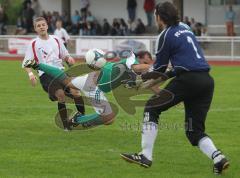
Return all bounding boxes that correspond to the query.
[120,18,128,35]
[0,7,7,35]
[190,18,196,33]
[183,16,191,27]
[80,0,89,18]
[134,18,146,34]
[23,3,35,33]
[86,11,95,23]
[15,17,27,35]
[102,18,111,35]
[144,0,155,26]
[22,0,31,11]
[225,5,235,36]
[41,10,47,20]
[111,18,121,36]
[61,11,71,32]
[32,0,41,18]
[94,21,102,35]
[127,0,137,23]
[71,10,81,35]
[51,11,61,31]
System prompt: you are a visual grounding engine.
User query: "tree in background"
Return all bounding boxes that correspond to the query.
[0,0,22,24]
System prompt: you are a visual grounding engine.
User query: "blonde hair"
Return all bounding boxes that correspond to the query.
[33,17,47,26]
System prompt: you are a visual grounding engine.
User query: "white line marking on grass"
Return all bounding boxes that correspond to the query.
[172,107,240,113]
[5,106,240,113]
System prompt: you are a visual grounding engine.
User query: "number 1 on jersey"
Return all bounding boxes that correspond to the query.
[187,36,201,59]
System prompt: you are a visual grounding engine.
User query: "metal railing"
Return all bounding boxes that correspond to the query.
[1,35,240,61]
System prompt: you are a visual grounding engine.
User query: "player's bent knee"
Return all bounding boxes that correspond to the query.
[63,77,74,88]
[102,112,115,125]
[55,90,66,103]
[70,88,80,97]
[185,131,207,146]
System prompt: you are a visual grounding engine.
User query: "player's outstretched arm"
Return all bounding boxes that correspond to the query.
[24,67,37,87]
[131,64,150,73]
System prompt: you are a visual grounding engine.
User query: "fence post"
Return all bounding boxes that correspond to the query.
[231,37,234,61]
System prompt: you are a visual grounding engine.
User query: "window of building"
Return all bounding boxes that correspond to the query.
[208,0,240,5]
[209,0,224,5]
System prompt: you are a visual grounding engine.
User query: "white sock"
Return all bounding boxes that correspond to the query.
[141,122,158,161]
[198,136,218,160]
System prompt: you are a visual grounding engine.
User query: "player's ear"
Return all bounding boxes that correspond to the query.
[34,24,37,32]
[155,14,160,23]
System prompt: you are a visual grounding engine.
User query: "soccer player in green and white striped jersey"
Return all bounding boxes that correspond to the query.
[24,49,154,130]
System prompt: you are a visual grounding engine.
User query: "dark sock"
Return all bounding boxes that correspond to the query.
[58,102,68,128]
[74,96,85,115]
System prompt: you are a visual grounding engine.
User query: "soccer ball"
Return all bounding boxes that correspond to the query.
[85,48,107,69]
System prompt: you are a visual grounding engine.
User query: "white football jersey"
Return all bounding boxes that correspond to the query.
[22,35,69,76]
[54,28,70,44]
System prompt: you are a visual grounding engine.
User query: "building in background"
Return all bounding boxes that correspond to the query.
[28,0,240,35]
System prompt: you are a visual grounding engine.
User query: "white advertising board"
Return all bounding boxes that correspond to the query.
[8,38,32,55]
[76,39,113,56]
[113,39,151,53]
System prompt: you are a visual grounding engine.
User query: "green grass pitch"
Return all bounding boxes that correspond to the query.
[0,60,239,178]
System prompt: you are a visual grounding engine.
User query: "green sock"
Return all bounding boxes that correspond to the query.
[75,113,103,127]
[38,63,67,80]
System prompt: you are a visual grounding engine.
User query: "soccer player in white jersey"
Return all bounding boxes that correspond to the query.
[54,19,70,47]
[22,17,85,131]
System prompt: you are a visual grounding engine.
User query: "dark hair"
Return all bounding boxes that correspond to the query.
[155,2,180,27]
[56,18,63,23]
[136,51,152,60]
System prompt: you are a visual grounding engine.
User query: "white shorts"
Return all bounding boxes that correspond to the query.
[71,72,112,115]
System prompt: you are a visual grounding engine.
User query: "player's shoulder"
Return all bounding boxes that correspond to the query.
[49,35,61,42]
[179,22,191,30]
[157,26,173,42]
[170,22,194,38]
[50,34,59,39]
[27,37,40,47]
[53,28,58,34]
[61,28,67,32]
[155,27,172,51]
[166,22,190,33]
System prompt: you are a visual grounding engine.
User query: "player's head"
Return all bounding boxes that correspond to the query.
[33,17,48,36]
[136,51,153,65]
[56,19,63,29]
[85,48,107,70]
[155,2,179,30]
